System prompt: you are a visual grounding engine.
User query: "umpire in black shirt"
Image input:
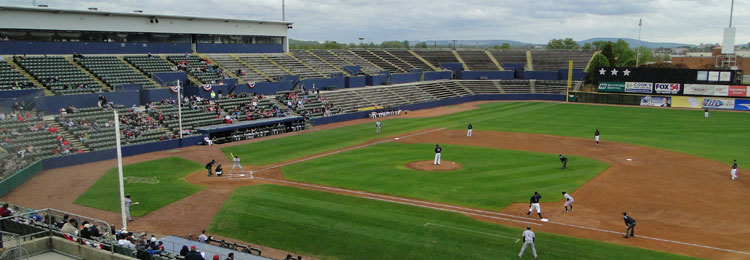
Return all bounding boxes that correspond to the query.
[623,212,637,238]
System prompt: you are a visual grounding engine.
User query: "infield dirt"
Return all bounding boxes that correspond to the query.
[4,101,749,259]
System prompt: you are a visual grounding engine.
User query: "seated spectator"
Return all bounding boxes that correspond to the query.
[180,245,189,256]
[60,219,77,235]
[57,214,69,229]
[0,203,11,217]
[89,223,101,237]
[185,246,203,260]
[117,234,134,248]
[203,136,212,146]
[198,230,208,243]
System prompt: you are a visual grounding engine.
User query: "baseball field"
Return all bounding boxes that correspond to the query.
[7,101,750,259]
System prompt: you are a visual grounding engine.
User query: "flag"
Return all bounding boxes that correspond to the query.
[639,18,642,27]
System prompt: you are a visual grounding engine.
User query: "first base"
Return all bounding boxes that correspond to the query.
[541,218,549,222]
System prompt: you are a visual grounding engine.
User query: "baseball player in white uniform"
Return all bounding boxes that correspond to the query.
[433,144,442,165]
[731,160,738,180]
[562,191,574,213]
[518,226,537,258]
[124,194,137,221]
[229,155,244,174]
[467,123,472,137]
[376,121,381,134]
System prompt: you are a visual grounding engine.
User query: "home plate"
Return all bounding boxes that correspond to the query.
[239,174,246,177]
[541,218,549,222]
[626,158,633,161]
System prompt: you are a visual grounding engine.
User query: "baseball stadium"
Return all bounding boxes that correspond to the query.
[0,2,749,260]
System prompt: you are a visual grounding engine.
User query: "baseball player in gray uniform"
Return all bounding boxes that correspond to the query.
[518,226,537,258]
[124,194,136,221]
[731,160,738,180]
[562,191,574,213]
[376,121,381,134]
[229,155,244,175]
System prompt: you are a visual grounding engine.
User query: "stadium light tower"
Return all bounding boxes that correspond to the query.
[359,37,365,46]
[452,40,457,50]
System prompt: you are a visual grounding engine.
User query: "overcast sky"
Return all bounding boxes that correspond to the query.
[2,0,748,45]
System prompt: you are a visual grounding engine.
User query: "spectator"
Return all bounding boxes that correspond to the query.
[185,245,205,260]
[117,234,134,248]
[0,203,11,217]
[225,253,234,260]
[57,214,69,229]
[60,219,77,235]
[180,245,189,256]
[198,230,208,243]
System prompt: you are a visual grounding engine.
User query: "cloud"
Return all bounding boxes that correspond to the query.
[2,0,748,45]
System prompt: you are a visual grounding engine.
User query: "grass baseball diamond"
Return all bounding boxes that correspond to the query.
[7,101,750,260]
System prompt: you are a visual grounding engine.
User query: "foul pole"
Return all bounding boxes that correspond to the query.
[176,80,183,139]
[566,60,573,102]
[636,18,643,68]
[114,110,127,230]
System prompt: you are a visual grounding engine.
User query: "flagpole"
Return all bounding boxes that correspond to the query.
[114,110,127,231]
[636,18,642,68]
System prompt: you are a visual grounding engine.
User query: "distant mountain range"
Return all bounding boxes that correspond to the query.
[409,40,530,47]
[577,38,696,48]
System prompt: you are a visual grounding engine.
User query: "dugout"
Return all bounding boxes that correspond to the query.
[195,116,305,144]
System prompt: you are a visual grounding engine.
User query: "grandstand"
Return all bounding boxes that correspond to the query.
[207,55,269,83]
[237,54,290,80]
[0,60,35,91]
[166,54,225,84]
[124,55,175,76]
[329,50,384,75]
[369,50,416,72]
[489,50,529,69]
[457,51,501,71]
[387,50,437,71]
[413,50,459,68]
[290,50,346,75]
[264,53,326,79]
[531,50,595,71]
[351,49,405,73]
[78,56,159,89]
[16,56,104,95]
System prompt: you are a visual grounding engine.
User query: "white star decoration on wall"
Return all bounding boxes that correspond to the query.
[599,68,606,75]
[623,69,631,76]
[611,68,618,76]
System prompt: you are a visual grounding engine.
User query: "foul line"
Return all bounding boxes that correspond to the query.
[255,177,750,256]
[423,223,520,243]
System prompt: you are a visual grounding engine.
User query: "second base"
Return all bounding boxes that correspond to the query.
[541,218,549,222]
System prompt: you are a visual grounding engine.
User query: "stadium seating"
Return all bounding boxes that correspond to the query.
[0,60,35,91]
[0,111,73,179]
[124,55,174,76]
[77,56,159,89]
[206,55,268,83]
[386,50,436,71]
[531,50,595,71]
[263,53,325,79]
[16,56,104,95]
[276,90,340,118]
[458,81,504,94]
[166,54,224,84]
[369,50,414,72]
[350,50,405,73]
[489,50,529,69]
[457,51,500,71]
[328,50,383,75]
[237,54,289,79]
[307,50,356,74]
[290,50,342,75]
[57,107,169,151]
[413,50,459,68]
[316,89,372,113]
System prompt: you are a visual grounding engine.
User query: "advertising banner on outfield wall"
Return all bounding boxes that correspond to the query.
[640,96,671,107]
[654,83,681,94]
[702,98,735,109]
[734,99,750,111]
[625,82,653,93]
[684,84,716,96]
[598,82,625,92]
[672,96,703,108]
[729,85,750,97]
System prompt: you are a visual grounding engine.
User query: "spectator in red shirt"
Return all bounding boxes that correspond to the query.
[52,148,58,154]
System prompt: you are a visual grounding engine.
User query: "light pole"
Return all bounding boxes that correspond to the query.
[452,40,457,50]
[282,0,285,21]
[359,37,365,47]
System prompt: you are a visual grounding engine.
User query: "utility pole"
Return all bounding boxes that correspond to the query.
[452,40,457,50]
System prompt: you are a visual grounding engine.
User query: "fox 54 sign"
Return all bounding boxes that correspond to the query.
[702,98,735,109]
[654,83,680,94]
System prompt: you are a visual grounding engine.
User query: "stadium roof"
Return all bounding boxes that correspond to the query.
[0,5,293,25]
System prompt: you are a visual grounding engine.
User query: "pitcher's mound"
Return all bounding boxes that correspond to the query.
[406,161,462,171]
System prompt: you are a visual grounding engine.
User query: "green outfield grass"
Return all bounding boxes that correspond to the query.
[209,185,699,260]
[74,157,204,216]
[223,102,749,167]
[282,143,608,210]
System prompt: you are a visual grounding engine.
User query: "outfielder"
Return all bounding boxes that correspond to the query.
[594,129,600,145]
[731,160,738,180]
[433,144,442,165]
[526,192,543,219]
[562,191,574,213]
[376,121,381,134]
[518,226,537,258]
[467,123,472,137]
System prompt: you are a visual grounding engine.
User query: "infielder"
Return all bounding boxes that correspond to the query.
[518,226,537,258]
[376,121,381,134]
[559,154,568,169]
[594,129,600,145]
[467,123,472,137]
[433,144,442,165]
[704,109,710,118]
[229,154,244,175]
[526,192,543,219]
[623,212,637,238]
[562,191,574,213]
[731,160,738,180]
